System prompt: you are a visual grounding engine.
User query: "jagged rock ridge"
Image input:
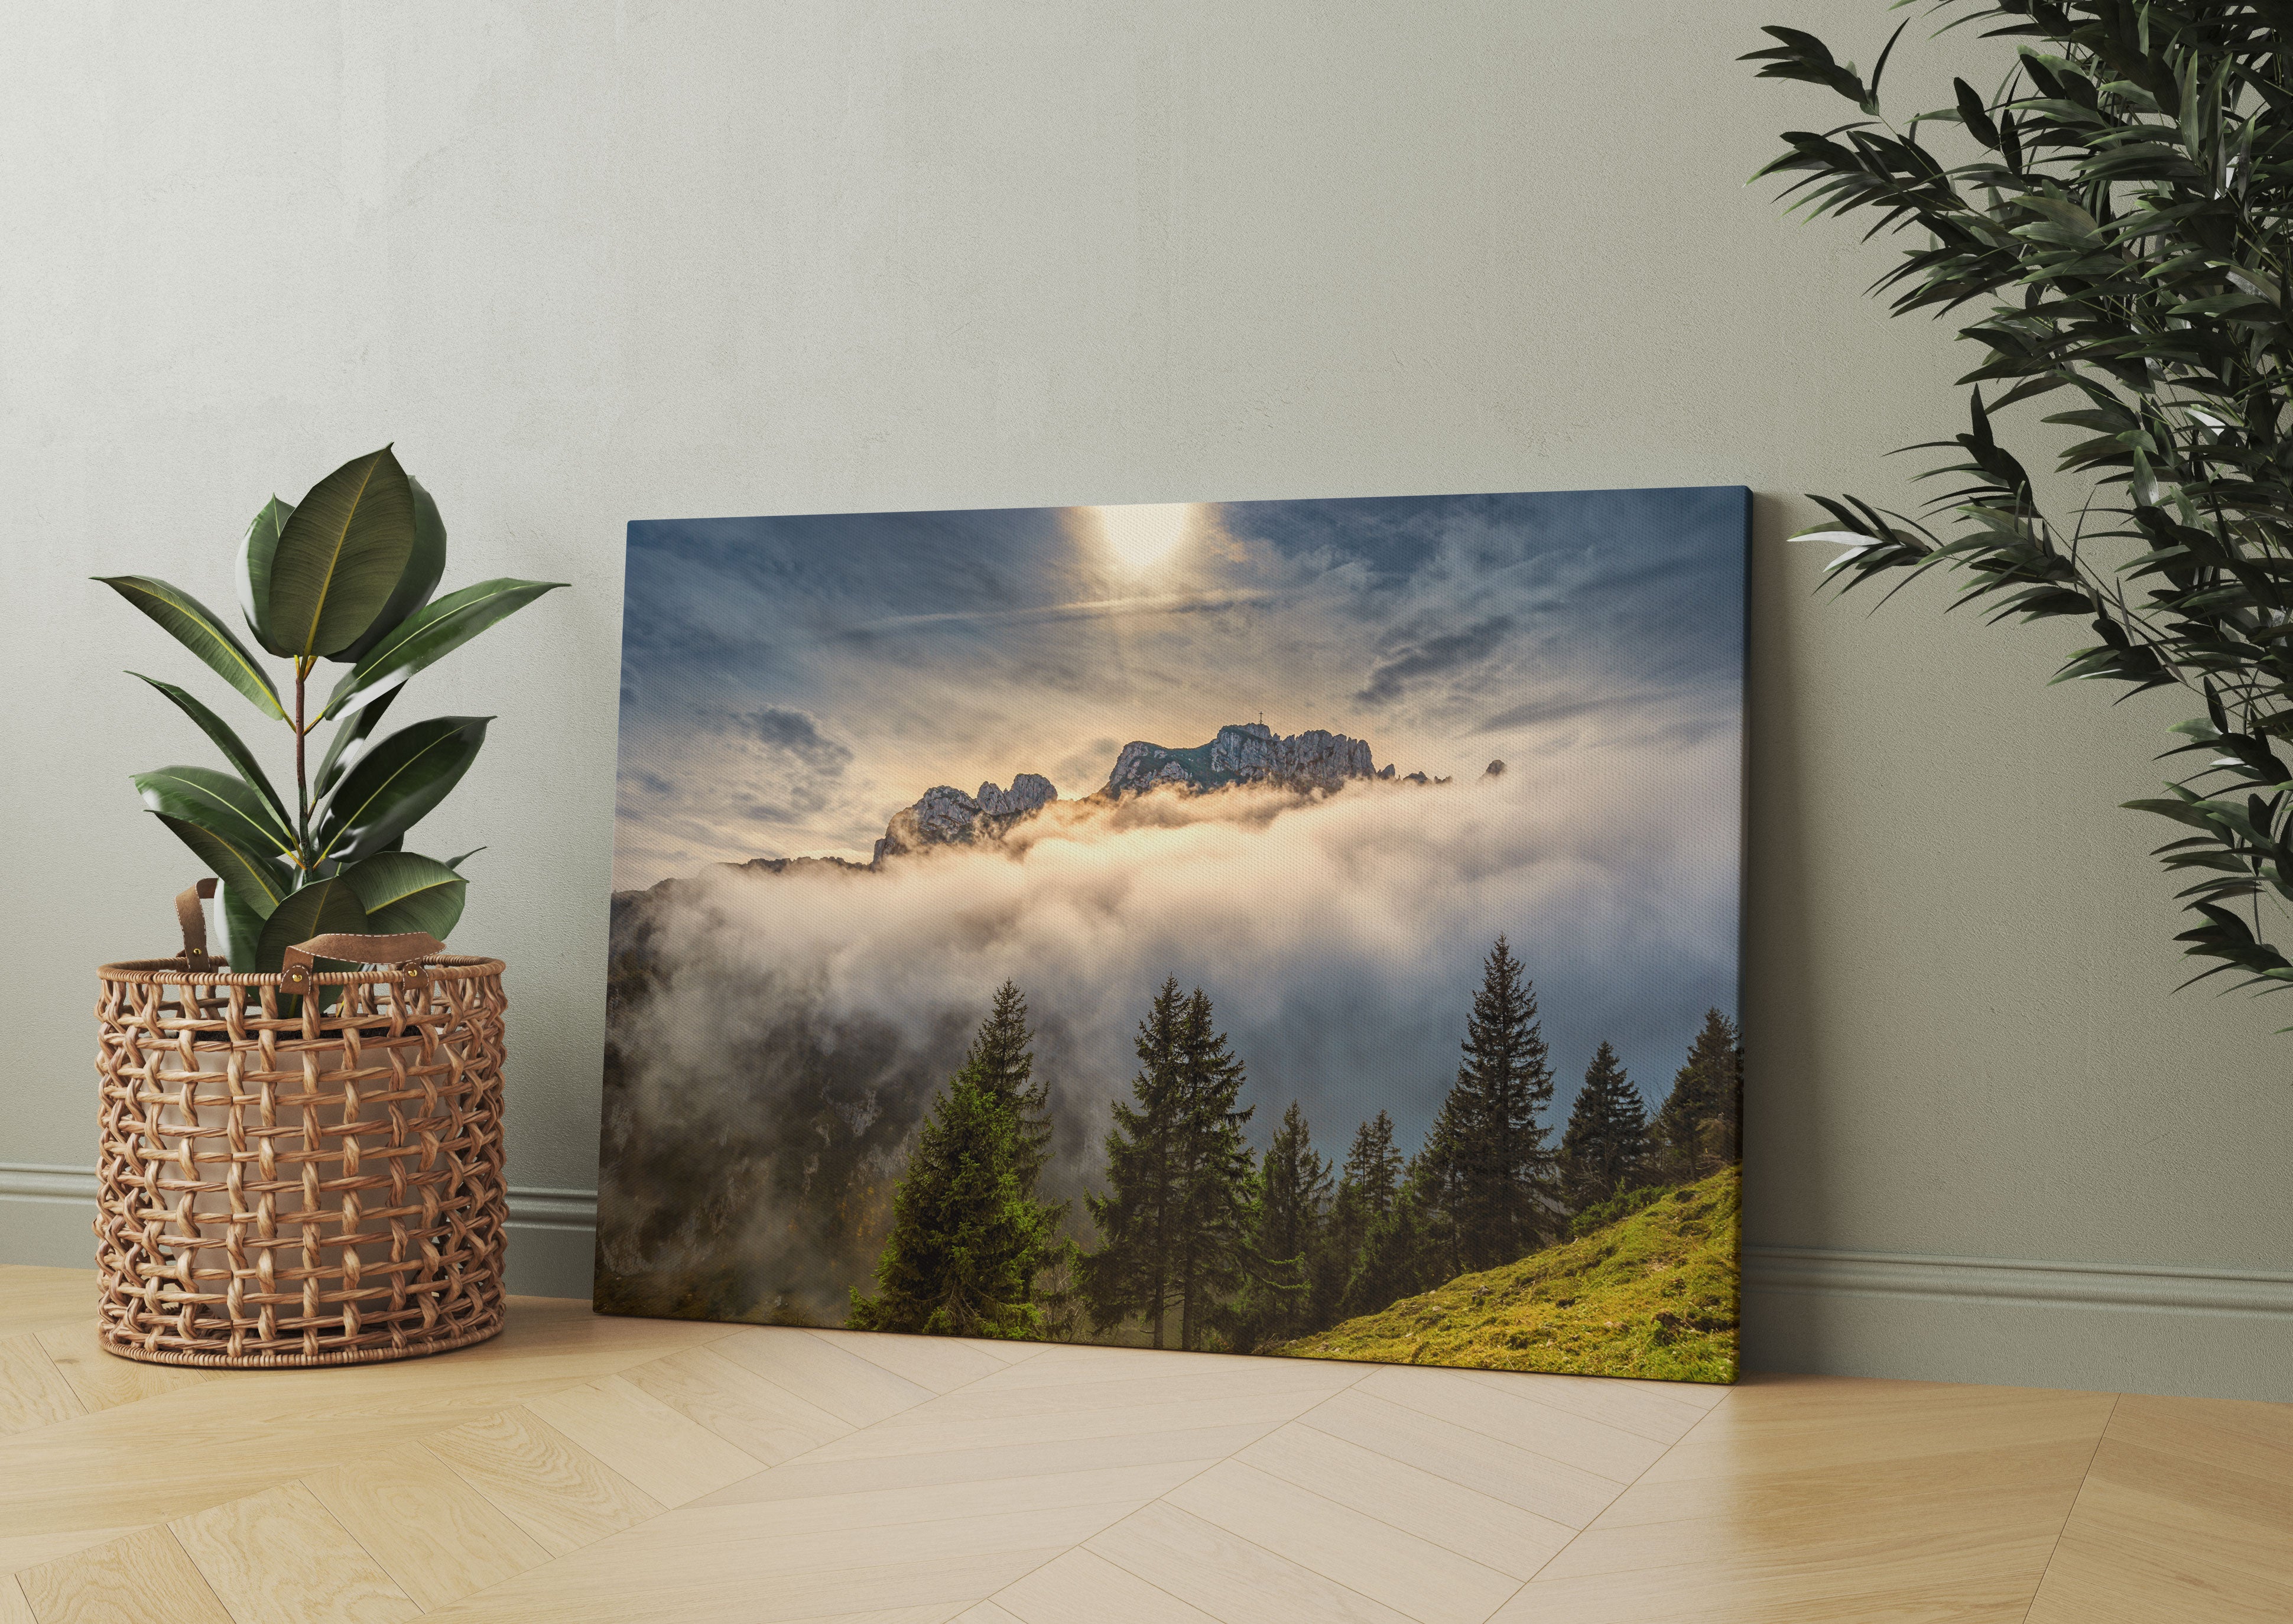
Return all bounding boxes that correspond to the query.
[1104,722,1381,797]
[604,726,1428,900]
[873,773,1056,862]
[869,725,1408,862]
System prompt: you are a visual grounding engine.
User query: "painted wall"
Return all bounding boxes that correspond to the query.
[4,2,2285,1400]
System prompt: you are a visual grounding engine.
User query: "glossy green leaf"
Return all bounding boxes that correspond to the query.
[313,715,490,863]
[218,882,268,971]
[131,673,290,829]
[319,576,566,722]
[254,876,371,977]
[334,475,449,665]
[235,496,295,656]
[444,846,484,871]
[150,814,290,917]
[135,765,294,858]
[311,684,401,801]
[96,576,285,720]
[268,446,417,659]
[340,850,467,939]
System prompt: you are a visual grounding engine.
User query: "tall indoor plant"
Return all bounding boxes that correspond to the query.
[100,446,562,970]
[1746,3,2293,1001]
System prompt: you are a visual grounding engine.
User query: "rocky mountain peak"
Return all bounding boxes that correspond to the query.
[866,721,1424,865]
[1105,722,1380,797]
[873,773,1060,863]
[977,774,1056,817]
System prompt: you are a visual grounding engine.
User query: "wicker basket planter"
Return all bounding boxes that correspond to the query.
[93,894,510,1368]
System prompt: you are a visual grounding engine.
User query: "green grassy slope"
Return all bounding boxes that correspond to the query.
[1274,1166,1739,1383]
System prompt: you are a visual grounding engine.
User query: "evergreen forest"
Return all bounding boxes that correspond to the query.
[845,936,1743,1378]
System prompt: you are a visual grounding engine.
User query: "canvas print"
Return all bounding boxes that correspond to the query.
[599,488,1745,1382]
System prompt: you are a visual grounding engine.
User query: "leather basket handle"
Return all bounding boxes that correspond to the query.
[280,931,447,988]
[175,880,218,972]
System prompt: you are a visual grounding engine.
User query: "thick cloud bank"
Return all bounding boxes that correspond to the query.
[601,748,1735,1322]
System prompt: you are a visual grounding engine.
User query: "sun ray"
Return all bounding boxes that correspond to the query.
[1091,502,1196,573]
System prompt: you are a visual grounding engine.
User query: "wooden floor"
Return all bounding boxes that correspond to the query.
[1,1266,2285,1623]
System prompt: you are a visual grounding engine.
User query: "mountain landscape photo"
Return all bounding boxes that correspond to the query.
[599,489,1747,1381]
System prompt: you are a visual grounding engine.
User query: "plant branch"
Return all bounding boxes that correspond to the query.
[1747,2,2293,1005]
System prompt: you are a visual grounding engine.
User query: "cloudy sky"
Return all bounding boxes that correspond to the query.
[613,488,1745,1138]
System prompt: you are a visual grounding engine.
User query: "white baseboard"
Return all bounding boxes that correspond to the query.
[1741,1243,2292,1402]
[8,1164,2286,1398]
[1742,1244,2293,1315]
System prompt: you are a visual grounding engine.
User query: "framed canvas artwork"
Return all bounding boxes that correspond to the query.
[598,488,1746,1382]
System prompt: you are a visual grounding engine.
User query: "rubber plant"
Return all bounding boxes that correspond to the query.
[1746,3,2293,1002]
[100,447,563,971]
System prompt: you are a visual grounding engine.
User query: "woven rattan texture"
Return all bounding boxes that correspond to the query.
[92,956,509,1368]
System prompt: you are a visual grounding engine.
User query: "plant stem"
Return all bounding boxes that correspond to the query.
[294,658,309,863]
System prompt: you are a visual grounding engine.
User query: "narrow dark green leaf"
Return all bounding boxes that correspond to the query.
[235,496,295,656]
[268,446,417,659]
[319,577,566,722]
[130,673,290,828]
[96,577,285,719]
[1953,78,2000,148]
[340,850,467,939]
[313,715,491,863]
[1863,18,1908,113]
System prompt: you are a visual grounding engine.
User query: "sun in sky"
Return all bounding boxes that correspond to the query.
[1089,502,1197,574]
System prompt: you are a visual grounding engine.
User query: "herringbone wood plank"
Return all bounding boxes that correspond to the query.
[1,1266,2284,1624]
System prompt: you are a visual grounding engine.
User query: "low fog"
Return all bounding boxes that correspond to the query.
[600,749,1735,1322]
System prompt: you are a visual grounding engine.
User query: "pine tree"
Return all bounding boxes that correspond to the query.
[1081,979,1188,1347]
[1343,1110,1403,1217]
[1341,1155,1436,1318]
[1169,988,1256,1351]
[1311,1111,1399,1328]
[964,980,1054,1188]
[1308,1181,1363,1330]
[847,998,1061,1338]
[1029,1234,1087,1342]
[1654,1009,1743,1178]
[1420,936,1557,1274]
[1229,1102,1330,1347]
[1558,1041,1648,1212]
